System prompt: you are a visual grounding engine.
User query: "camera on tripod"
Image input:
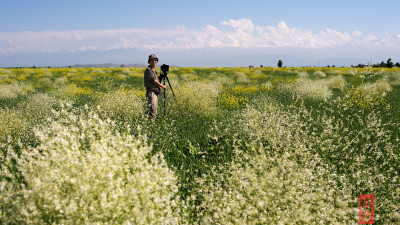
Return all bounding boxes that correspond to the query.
[158,63,176,115]
[159,64,169,82]
[161,64,169,73]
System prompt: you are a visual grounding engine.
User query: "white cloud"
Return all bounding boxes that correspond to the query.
[352,31,362,37]
[221,18,255,32]
[0,18,399,55]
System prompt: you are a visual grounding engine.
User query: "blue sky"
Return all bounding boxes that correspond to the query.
[1,0,400,67]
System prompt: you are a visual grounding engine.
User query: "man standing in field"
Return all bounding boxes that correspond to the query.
[144,54,166,118]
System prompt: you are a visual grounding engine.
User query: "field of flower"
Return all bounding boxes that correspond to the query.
[1,66,399,224]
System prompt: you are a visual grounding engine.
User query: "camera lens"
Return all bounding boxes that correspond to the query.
[161,64,169,73]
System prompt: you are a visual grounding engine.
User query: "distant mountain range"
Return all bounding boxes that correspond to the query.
[68,63,180,68]
[69,63,147,68]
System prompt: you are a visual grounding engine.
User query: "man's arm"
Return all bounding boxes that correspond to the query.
[153,79,166,89]
[145,68,166,89]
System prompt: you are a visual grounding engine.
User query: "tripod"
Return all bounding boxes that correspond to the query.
[158,71,176,116]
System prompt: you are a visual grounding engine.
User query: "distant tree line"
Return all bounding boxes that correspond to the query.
[247,58,400,69]
[353,58,400,68]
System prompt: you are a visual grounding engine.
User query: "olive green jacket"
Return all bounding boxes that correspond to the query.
[144,66,160,92]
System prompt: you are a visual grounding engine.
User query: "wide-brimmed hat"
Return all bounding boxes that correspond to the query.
[148,54,159,63]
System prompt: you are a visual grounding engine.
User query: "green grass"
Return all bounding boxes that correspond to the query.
[1,67,399,224]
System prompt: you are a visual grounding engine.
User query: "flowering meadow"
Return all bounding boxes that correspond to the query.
[1,66,399,224]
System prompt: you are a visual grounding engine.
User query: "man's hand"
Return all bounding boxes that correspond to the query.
[154,79,166,89]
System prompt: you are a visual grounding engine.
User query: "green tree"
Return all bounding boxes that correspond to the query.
[277,60,283,68]
[387,58,394,68]
[379,61,386,68]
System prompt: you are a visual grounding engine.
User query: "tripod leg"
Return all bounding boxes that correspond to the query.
[165,75,176,97]
[163,74,166,116]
